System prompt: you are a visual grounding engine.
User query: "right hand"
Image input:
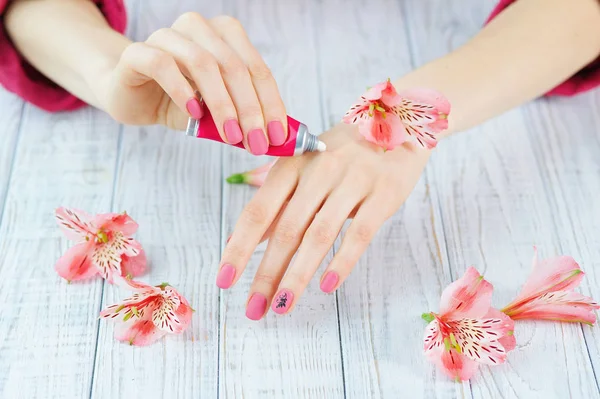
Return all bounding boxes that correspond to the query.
[101,13,287,155]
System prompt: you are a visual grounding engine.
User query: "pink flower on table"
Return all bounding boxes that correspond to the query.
[501,249,599,324]
[226,160,276,187]
[343,80,450,150]
[423,267,515,381]
[100,278,193,346]
[55,207,147,283]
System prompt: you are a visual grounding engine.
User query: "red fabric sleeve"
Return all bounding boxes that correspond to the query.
[486,0,600,97]
[0,0,127,112]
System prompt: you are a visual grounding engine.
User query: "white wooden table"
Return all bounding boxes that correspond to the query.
[1,0,599,398]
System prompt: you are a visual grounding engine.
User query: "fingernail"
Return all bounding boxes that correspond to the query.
[320,271,339,293]
[271,289,294,314]
[267,121,286,146]
[248,129,268,155]
[246,293,268,320]
[216,264,236,289]
[186,98,204,119]
[226,235,231,244]
[223,119,243,144]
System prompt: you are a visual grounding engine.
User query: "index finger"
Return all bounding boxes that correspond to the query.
[216,163,299,289]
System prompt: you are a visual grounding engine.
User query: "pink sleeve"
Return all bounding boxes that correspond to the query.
[0,0,127,112]
[486,0,600,97]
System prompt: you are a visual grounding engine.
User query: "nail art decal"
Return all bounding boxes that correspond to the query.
[272,289,294,314]
[276,293,288,308]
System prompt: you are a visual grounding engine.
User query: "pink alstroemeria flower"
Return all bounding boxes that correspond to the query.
[226,160,276,187]
[423,267,516,381]
[55,207,147,283]
[100,278,193,346]
[501,249,599,324]
[343,80,450,150]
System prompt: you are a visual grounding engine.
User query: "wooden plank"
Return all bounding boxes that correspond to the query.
[524,91,600,393]
[404,0,600,397]
[0,90,23,208]
[90,1,223,398]
[218,1,344,398]
[312,0,472,397]
[0,103,121,398]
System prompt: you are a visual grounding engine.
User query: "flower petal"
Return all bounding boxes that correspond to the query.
[55,241,97,281]
[404,125,440,149]
[507,290,599,324]
[423,320,444,354]
[120,249,148,278]
[520,250,583,297]
[448,318,508,365]
[152,288,183,333]
[359,113,410,151]
[174,299,193,334]
[439,267,493,319]
[364,80,402,106]
[55,207,96,241]
[485,308,516,352]
[342,99,370,125]
[113,276,160,293]
[397,88,451,115]
[92,232,141,283]
[94,212,139,236]
[437,349,480,381]
[113,313,167,346]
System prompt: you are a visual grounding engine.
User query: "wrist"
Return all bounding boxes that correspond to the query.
[84,31,131,111]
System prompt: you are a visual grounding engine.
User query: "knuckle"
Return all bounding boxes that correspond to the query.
[192,53,218,74]
[223,241,246,260]
[351,222,374,244]
[209,100,235,116]
[248,63,273,81]
[211,15,243,30]
[287,270,310,286]
[309,220,336,245]
[236,104,264,121]
[149,53,175,75]
[241,203,267,225]
[273,218,300,244]
[174,11,203,28]
[316,152,341,174]
[253,272,277,286]
[221,57,249,79]
[187,48,210,70]
[146,28,171,43]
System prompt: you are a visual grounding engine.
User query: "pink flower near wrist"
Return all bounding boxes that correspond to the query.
[343,80,450,151]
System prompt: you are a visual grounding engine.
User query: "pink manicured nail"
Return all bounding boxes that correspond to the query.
[186,98,204,119]
[246,293,268,320]
[320,271,339,293]
[216,264,236,289]
[271,289,294,314]
[248,129,268,155]
[223,120,243,144]
[267,121,286,146]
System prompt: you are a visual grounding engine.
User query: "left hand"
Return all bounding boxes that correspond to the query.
[216,123,431,320]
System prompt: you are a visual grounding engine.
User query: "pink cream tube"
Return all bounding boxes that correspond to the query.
[185,108,326,156]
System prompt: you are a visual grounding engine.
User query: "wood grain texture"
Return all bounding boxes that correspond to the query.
[0,102,121,399]
[90,1,224,398]
[218,1,344,398]
[0,91,23,210]
[313,0,471,398]
[0,0,599,397]
[404,1,600,398]
[523,91,600,394]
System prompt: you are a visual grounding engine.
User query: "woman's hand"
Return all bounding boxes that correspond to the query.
[217,123,431,319]
[97,13,287,155]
